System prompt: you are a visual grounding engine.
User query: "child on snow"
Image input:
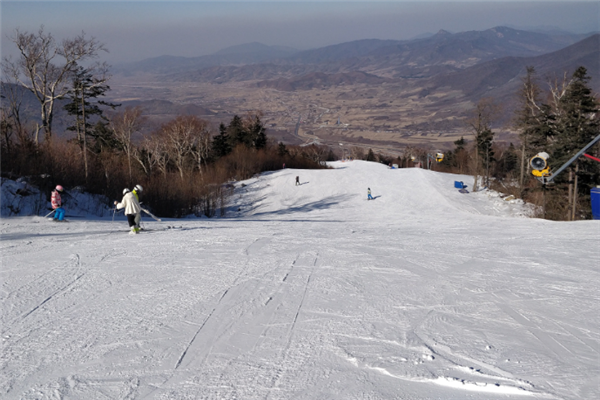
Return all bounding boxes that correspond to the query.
[51,185,65,221]
[115,184,143,234]
[367,188,373,200]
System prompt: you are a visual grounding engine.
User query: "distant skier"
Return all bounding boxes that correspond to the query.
[367,188,373,200]
[51,185,66,221]
[114,185,142,234]
[296,176,300,186]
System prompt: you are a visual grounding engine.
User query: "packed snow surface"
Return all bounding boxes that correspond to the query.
[1,161,598,399]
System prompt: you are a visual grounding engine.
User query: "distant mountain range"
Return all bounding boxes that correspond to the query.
[115,26,596,80]
[123,26,598,112]
[114,42,299,75]
[151,27,598,108]
[427,33,600,100]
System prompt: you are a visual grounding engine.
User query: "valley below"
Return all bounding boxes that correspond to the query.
[107,74,513,157]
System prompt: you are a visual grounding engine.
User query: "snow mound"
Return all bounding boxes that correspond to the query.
[1,178,113,218]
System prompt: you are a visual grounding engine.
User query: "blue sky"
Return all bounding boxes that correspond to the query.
[2,1,599,64]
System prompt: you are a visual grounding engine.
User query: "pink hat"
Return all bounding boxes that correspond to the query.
[55,185,64,192]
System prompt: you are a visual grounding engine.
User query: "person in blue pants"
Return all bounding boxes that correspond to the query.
[51,185,66,221]
[367,188,373,200]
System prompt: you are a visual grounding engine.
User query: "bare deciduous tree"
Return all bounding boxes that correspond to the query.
[189,119,212,175]
[160,115,210,180]
[466,97,499,192]
[110,106,145,184]
[301,144,329,164]
[350,146,364,160]
[0,81,31,150]
[2,26,107,144]
[134,133,170,178]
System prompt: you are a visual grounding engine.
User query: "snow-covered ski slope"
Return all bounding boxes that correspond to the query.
[1,161,598,400]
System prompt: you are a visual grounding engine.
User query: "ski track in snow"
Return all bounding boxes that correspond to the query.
[1,161,599,400]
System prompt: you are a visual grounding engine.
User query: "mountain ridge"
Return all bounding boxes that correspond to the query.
[114,26,594,77]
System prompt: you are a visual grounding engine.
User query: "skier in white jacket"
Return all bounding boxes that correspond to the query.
[115,185,142,234]
[131,185,143,230]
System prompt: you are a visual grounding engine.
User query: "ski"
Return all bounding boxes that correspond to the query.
[141,207,161,221]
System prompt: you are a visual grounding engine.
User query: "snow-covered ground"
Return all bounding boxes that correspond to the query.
[1,161,598,399]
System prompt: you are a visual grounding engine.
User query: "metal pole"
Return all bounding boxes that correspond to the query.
[544,134,600,184]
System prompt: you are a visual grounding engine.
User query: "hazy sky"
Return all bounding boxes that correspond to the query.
[1,1,599,65]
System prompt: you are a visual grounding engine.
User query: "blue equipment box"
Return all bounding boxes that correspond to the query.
[454,181,465,189]
[591,187,600,220]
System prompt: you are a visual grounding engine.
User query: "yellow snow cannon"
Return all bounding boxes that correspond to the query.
[530,152,550,177]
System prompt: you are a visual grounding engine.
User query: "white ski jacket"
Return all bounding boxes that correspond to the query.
[116,192,141,215]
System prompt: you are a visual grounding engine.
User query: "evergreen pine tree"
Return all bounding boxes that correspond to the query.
[227,115,246,148]
[551,67,599,166]
[454,137,466,151]
[549,67,600,219]
[88,120,120,153]
[366,148,376,161]
[477,128,495,187]
[212,122,232,158]
[477,129,495,164]
[63,65,118,180]
[277,142,289,157]
[493,143,519,180]
[247,115,267,150]
[504,143,518,173]
[326,149,337,162]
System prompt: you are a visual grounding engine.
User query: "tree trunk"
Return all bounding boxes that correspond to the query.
[486,145,490,188]
[34,124,41,145]
[44,99,55,143]
[38,103,49,145]
[127,149,133,185]
[81,91,89,181]
[571,163,579,221]
[519,142,526,197]
[472,147,479,192]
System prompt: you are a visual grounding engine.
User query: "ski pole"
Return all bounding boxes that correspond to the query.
[141,207,161,221]
[44,209,56,218]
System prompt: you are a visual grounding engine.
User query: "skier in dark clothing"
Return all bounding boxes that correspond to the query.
[296,176,300,186]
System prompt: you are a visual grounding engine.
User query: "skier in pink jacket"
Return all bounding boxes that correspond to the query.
[51,185,65,221]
